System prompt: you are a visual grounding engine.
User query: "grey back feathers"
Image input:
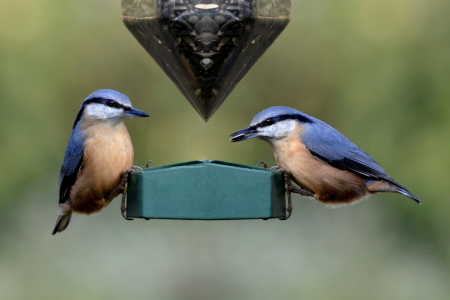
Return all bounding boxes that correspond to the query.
[59,129,84,203]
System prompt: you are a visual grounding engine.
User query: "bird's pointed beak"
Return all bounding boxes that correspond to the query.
[125,108,149,118]
[229,127,258,142]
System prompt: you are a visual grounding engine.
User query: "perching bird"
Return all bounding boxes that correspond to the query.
[52,89,149,235]
[230,106,423,208]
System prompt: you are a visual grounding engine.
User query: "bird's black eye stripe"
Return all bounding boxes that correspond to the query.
[72,97,130,128]
[85,97,126,110]
[104,99,124,110]
[256,114,314,128]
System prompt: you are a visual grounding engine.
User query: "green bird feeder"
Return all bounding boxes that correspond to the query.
[125,160,287,220]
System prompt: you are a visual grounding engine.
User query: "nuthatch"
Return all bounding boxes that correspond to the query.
[230,106,423,209]
[52,89,149,235]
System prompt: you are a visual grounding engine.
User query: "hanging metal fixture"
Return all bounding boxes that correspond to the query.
[122,0,291,121]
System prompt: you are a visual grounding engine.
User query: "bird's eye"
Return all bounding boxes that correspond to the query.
[105,100,116,108]
[265,118,275,126]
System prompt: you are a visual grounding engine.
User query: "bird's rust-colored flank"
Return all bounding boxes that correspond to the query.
[69,118,133,214]
[366,180,397,194]
[270,124,369,205]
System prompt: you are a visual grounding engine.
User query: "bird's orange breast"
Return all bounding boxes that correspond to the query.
[270,124,368,205]
[69,120,134,214]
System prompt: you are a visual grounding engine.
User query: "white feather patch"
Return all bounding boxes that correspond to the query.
[85,103,124,120]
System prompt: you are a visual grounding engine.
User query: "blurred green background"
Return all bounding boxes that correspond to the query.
[1,0,449,299]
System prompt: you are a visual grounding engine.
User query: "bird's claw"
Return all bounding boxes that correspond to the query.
[278,190,293,220]
[145,160,154,168]
[257,161,268,168]
[104,168,134,205]
[121,190,134,221]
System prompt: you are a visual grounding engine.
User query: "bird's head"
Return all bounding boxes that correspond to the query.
[230,106,314,143]
[73,89,149,128]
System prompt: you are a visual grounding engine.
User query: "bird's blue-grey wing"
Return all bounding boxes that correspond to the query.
[301,122,394,182]
[59,130,84,203]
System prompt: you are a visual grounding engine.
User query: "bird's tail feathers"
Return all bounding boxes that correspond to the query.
[52,202,72,235]
[395,185,424,205]
[367,179,424,205]
[387,179,424,205]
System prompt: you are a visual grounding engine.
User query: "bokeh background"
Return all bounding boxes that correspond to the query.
[1,0,449,299]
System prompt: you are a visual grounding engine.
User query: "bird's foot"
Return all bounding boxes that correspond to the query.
[119,162,155,220]
[276,168,315,197]
[279,190,293,220]
[288,186,315,197]
[255,165,295,220]
[276,168,315,220]
[103,168,134,206]
[256,164,314,220]
[115,168,137,195]
[277,168,293,220]
[118,168,138,221]
[102,168,137,220]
